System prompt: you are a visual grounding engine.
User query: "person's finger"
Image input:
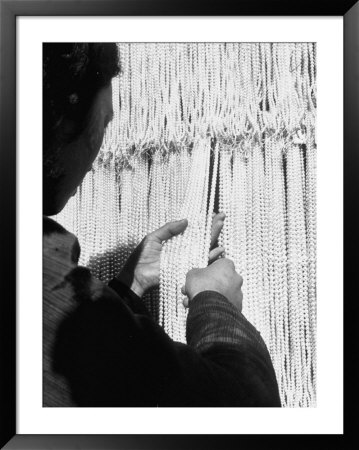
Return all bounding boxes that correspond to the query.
[181,285,189,308]
[208,246,225,264]
[210,212,226,249]
[148,219,188,243]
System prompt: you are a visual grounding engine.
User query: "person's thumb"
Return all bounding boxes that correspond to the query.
[148,219,188,243]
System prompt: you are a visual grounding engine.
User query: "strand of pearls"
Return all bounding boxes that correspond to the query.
[145,152,167,320]
[252,144,268,344]
[243,145,261,330]
[218,143,233,257]
[159,140,211,342]
[304,124,317,406]
[286,142,310,407]
[231,147,247,283]
[269,136,291,406]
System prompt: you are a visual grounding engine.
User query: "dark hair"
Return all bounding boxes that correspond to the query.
[43,43,120,153]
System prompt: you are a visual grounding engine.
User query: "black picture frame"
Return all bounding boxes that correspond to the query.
[1,1,357,448]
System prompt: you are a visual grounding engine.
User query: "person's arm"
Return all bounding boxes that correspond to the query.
[46,216,279,406]
[108,277,151,316]
[58,274,280,407]
[53,277,233,407]
[106,223,280,406]
[186,290,281,406]
[108,272,279,406]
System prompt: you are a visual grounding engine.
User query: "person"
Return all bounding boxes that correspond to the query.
[43,43,281,407]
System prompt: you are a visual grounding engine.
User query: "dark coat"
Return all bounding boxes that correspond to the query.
[43,217,281,407]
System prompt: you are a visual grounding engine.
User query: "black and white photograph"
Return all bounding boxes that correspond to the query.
[2,5,351,446]
[43,42,317,408]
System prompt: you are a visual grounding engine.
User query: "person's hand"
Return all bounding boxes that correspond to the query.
[116,213,226,298]
[182,258,243,312]
[116,219,188,297]
[207,212,226,264]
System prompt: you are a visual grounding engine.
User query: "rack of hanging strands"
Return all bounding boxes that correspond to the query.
[55,43,317,407]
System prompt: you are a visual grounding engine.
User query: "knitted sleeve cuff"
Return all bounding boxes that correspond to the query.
[186,290,269,355]
[108,278,151,317]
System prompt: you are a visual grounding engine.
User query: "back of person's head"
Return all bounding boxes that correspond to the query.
[43,43,120,157]
[43,43,120,215]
